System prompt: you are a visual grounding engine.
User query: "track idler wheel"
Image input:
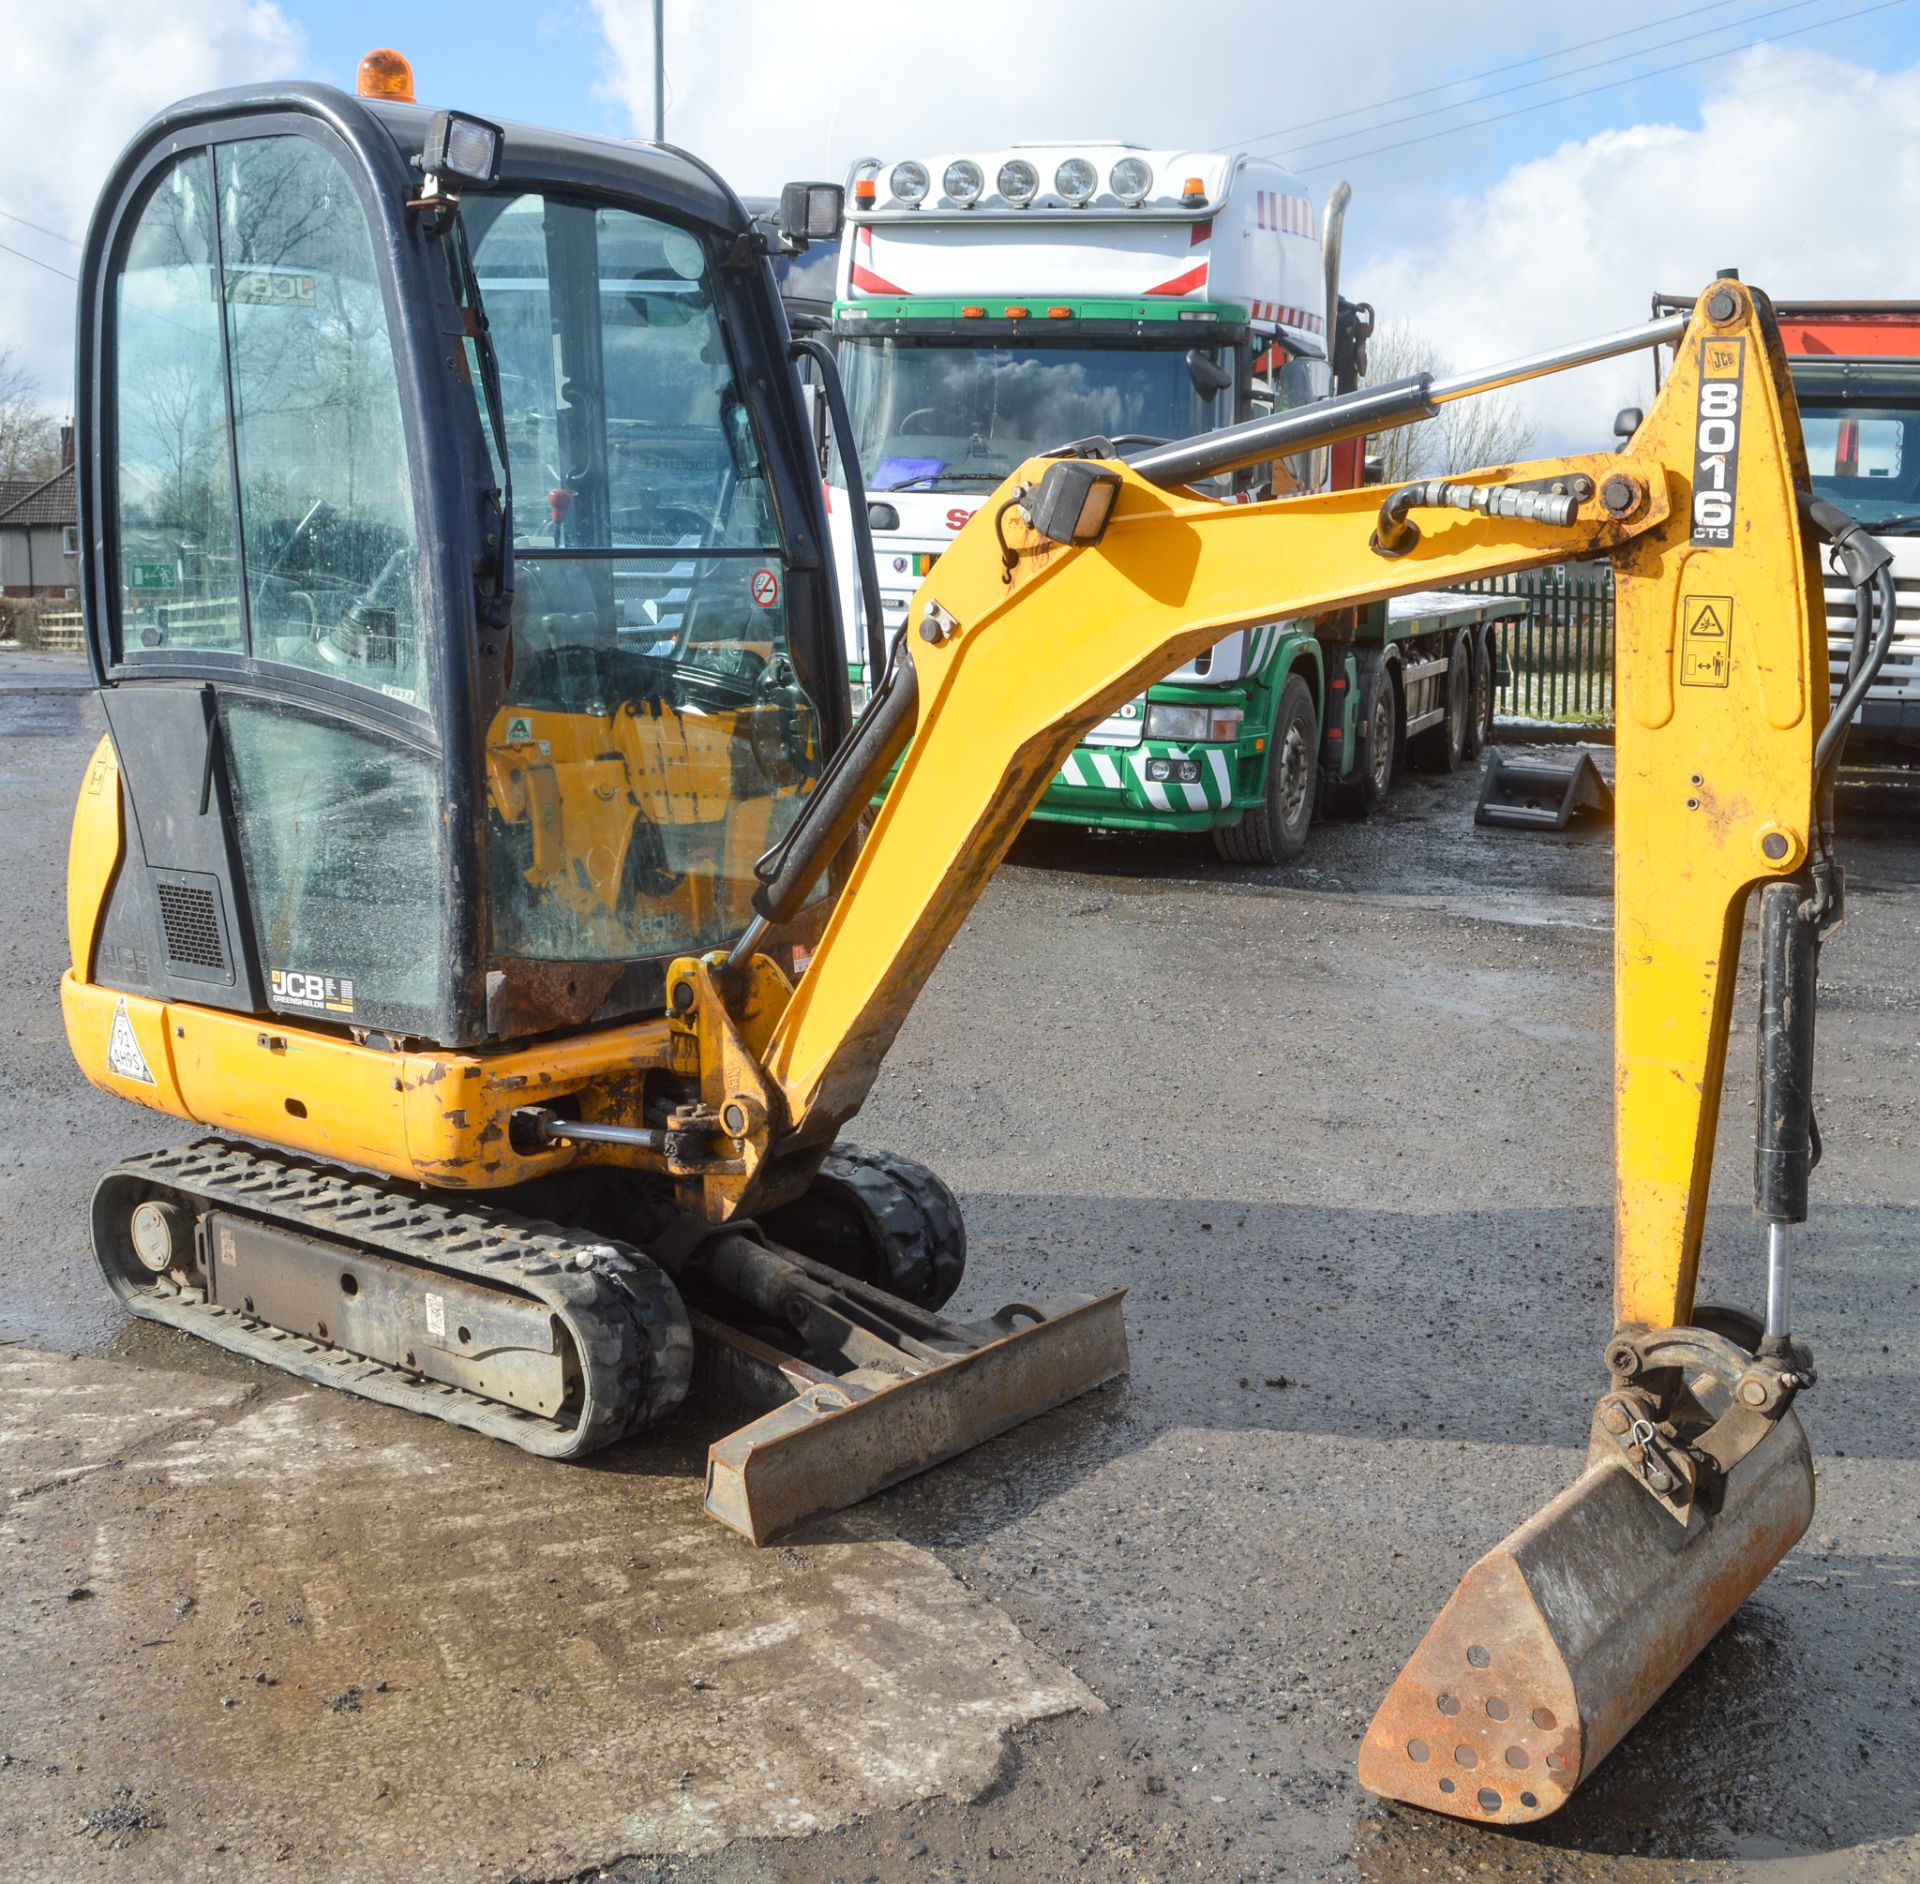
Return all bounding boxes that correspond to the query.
[755,1143,966,1310]
[1358,1324,1814,1823]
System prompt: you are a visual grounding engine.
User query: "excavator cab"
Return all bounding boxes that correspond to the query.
[75,82,846,1051]
[67,74,1128,1541]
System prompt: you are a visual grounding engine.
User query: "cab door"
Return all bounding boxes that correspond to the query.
[83,115,474,1045]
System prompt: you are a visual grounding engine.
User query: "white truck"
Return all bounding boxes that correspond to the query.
[821,143,1517,858]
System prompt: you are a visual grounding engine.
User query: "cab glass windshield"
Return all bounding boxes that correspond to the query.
[838,337,1219,491]
[463,192,822,965]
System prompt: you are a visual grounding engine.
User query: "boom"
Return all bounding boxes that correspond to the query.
[741,280,1822,1336]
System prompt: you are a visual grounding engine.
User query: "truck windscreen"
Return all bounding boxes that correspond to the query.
[1791,361,1920,531]
[838,337,1218,491]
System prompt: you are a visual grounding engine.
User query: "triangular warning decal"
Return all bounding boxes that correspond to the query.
[1690,604,1726,636]
[107,998,156,1085]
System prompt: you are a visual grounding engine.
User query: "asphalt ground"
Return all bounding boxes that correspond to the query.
[2,646,1917,1883]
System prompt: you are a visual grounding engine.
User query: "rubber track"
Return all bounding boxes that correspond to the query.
[93,1139,694,1460]
[814,1143,967,1309]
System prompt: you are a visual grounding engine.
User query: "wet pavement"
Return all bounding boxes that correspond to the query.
[2,665,1917,1881]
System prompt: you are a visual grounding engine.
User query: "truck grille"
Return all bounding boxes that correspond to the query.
[1824,570,1920,704]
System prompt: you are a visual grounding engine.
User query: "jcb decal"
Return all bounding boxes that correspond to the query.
[270,968,356,1015]
[1691,337,1744,547]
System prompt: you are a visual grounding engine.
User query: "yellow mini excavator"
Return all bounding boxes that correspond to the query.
[64,61,1891,1825]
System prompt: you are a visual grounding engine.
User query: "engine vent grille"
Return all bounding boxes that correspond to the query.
[156,880,227,972]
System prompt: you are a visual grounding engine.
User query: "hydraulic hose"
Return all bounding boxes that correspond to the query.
[1797,495,1897,934]
[1803,493,1896,779]
[1818,559,1899,778]
[749,635,919,927]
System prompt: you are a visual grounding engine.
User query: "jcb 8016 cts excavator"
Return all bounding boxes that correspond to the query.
[65,60,1890,1825]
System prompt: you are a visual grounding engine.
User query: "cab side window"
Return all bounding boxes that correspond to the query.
[219,135,424,704]
[111,150,244,658]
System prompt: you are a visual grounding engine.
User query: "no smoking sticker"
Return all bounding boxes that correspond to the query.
[1680,594,1733,689]
[750,567,781,608]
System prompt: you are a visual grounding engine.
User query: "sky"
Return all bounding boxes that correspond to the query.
[5,0,1920,450]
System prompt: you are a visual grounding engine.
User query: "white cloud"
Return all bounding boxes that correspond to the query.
[1354,47,1920,451]
[0,0,306,406]
[589,0,1553,196]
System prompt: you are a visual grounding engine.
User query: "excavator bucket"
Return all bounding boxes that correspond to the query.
[1359,1341,1814,1824]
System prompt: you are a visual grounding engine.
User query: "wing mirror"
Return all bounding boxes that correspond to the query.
[1613,405,1644,445]
[779,181,844,249]
[1187,349,1234,403]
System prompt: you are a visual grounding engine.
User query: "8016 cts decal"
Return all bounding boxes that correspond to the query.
[1691,336,1745,546]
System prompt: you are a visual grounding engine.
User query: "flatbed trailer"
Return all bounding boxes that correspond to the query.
[1039,588,1527,834]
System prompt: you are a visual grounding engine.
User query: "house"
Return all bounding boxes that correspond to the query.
[0,427,78,601]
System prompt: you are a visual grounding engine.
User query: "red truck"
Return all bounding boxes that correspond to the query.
[1657,295,1920,763]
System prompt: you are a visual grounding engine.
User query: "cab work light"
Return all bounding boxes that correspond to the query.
[944,160,984,205]
[1109,156,1153,205]
[423,111,503,186]
[998,159,1039,206]
[1055,157,1097,204]
[1026,460,1121,546]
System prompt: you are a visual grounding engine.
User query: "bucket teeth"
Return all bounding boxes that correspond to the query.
[1357,1550,1584,1824]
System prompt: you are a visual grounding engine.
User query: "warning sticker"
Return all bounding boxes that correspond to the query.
[107,998,156,1085]
[750,567,781,608]
[424,1292,446,1339]
[1681,594,1733,688]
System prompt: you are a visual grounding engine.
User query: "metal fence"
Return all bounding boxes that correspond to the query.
[1461,566,1616,725]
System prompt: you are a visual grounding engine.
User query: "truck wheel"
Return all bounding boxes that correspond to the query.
[1411,636,1470,772]
[1213,675,1318,863]
[1463,632,1495,761]
[1324,668,1397,818]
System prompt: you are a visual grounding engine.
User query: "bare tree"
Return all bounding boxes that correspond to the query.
[1361,319,1535,483]
[0,346,62,482]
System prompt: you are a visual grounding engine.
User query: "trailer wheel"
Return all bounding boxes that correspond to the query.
[1411,636,1470,772]
[1324,666,1397,818]
[1213,674,1317,864]
[1464,631,1495,761]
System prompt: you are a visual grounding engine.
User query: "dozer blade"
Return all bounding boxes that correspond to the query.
[1358,1400,1812,1824]
[698,1291,1128,1544]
